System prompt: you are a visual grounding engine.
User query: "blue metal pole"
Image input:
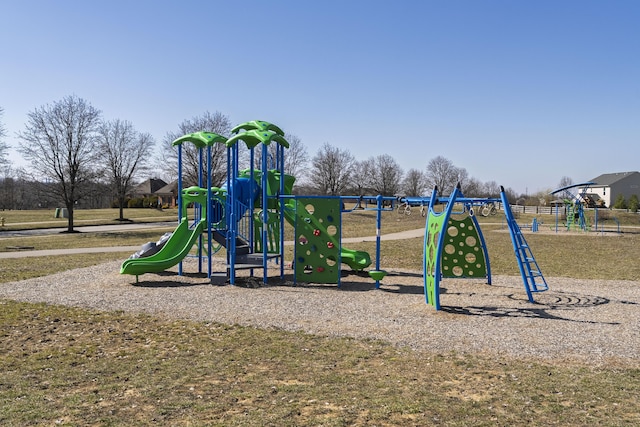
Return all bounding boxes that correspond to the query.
[207,144,212,279]
[249,147,255,254]
[177,144,183,276]
[225,145,233,284]
[262,143,269,284]
[279,144,285,279]
[374,194,383,289]
[337,195,342,288]
[198,146,203,273]
[229,144,238,285]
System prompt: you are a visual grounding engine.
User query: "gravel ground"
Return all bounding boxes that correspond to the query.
[2,258,639,367]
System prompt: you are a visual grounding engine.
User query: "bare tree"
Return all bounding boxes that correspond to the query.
[557,176,574,199]
[460,176,482,197]
[453,166,469,190]
[362,154,403,196]
[425,155,459,194]
[252,133,309,184]
[97,119,155,220]
[352,158,375,195]
[502,186,518,204]
[161,111,232,187]
[0,111,19,209]
[311,143,355,195]
[281,133,308,182]
[402,168,428,197]
[481,180,501,198]
[17,95,102,232]
[0,107,8,169]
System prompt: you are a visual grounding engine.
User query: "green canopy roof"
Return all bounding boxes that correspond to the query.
[230,120,285,136]
[171,122,289,150]
[226,129,289,149]
[172,131,228,148]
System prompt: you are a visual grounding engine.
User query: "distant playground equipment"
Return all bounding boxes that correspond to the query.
[480,201,498,217]
[548,182,620,233]
[120,120,549,310]
[549,182,595,232]
[397,199,427,217]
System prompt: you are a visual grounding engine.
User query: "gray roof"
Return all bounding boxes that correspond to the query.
[589,171,640,186]
[131,178,168,195]
[155,181,178,195]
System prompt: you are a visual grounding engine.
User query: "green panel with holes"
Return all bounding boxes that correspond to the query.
[440,216,487,279]
[424,209,449,308]
[293,198,341,284]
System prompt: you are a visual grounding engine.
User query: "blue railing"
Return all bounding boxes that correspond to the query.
[234,198,251,242]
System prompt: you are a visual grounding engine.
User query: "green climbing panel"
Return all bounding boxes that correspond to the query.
[424,209,449,308]
[294,198,341,284]
[441,216,488,279]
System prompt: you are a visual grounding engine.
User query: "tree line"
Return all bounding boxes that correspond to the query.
[1,96,521,231]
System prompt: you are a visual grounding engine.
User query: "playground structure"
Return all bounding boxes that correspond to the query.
[421,185,548,310]
[120,121,372,287]
[549,182,595,232]
[120,120,549,310]
[548,182,620,233]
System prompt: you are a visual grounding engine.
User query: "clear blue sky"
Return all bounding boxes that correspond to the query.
[2,0,638,195]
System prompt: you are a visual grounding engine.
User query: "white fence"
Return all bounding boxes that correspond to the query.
[503,205,638,216]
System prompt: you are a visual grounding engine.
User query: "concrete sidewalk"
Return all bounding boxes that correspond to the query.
[0,246,141,259]
[342,227,424,243]
[0,228,426,259]
[0,221,176,238]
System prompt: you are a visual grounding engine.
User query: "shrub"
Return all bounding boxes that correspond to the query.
[612,194,627,209]
[111,199,131,209]
[128,198,143,208]
[143,196,159,208]
[628,194,639,213]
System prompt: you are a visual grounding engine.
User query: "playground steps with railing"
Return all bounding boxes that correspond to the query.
[500,187,549,301]
[209,230,280,284]
[232,253,280,269]
[212,230,250,255]
[506,216,549,296]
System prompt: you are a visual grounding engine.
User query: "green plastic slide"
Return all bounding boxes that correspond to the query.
[340,247,372,271]
[120,219,205,276]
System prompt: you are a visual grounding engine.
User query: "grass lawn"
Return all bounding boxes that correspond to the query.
[0,208,639,425]
[0,207,177,231]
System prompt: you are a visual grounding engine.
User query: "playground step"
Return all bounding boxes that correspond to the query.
[212,230,250,255]
[225,253,282,271]
[235,253,280,265]
[210,272,228,285]
[235,245,250,255]
[227,263,265,270]
[531,285,548,292]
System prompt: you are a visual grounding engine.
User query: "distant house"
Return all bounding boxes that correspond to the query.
[576,171,640,208]
[129,178,168,199]
[155,181,179,208]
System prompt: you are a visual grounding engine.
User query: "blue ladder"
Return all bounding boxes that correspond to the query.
[500,188,548,302]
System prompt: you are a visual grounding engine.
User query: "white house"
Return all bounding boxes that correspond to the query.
[576,171,640,208]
